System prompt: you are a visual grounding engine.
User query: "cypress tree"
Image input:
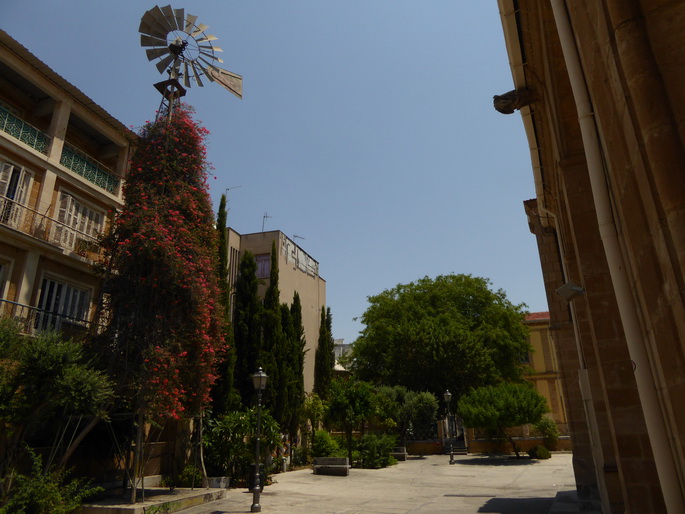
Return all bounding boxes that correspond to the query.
[287,292,306,438]
[211,194,239,414]
[314,306,335,399]
[261,241,285,421]
[233,251,262,405]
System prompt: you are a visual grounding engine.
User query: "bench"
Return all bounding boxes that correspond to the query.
[390,447,408,461]
[313,457,350,476]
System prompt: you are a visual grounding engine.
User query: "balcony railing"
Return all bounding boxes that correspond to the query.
[0,106,120,194]
[0,196,104,263]
[0,105,50,154]
[60,142,120,194]
[0,299,101,337]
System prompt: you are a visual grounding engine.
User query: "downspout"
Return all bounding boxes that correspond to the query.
[549,1,685,512]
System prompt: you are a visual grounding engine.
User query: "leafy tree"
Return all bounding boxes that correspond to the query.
[233,251,262,405]
[314,307,335,399]
[351,274,531,402]
[211,194,239,415]
[325,379,375,463]
[457,381,549,457]
[0,319,112,497]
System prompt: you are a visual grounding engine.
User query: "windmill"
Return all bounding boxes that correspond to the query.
[139,5,243,120]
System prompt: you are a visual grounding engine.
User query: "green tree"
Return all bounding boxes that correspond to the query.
[233,251,262,405]
[313,307,335,399]
[325,379,375,463]
[0,319,112,497]
[457,381,549,457]
[261,242,286,423]
[211,193,239,415]
[286,293,306,441]
[351,274,531,402]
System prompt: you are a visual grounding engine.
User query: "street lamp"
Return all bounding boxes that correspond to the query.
[443,390,454,464]
[251,368,268,513]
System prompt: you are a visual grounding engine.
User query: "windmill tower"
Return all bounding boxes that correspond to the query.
[139,5,243,120]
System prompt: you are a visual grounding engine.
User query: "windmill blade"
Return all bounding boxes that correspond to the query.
[183,61,191,88]
[141,34,168,48]
[199,50,223,64]
[140,6,171,38]
[155,53,176,74]
[146,47,171,61]
[195,61,214,82]
[159,5,178,30]
[191,24,210,38]
[173,8,185,31]
[190,62,205,87]
[196,34,218,43]
[200,44,223,53]
[184,14,198,34]
[208,65,243,99]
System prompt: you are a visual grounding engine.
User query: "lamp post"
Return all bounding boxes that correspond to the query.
[251,368,268,513]
[444,390,454,464]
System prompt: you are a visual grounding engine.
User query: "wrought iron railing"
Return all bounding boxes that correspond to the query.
[60,142,120,194]
[0,105,120,194]
[0,299,97,337]
[0,105,50,154]
[0,196,104,262]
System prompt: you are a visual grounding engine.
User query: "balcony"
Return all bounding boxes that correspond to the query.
[0,299,101,338]
[60,142,120,194]
[0,105,120,194]
[0,104,50,154]
[0,196,104,263]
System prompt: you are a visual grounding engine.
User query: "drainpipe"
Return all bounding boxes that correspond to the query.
[549,1,685,512]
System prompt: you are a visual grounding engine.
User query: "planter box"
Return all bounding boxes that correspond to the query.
[208,476,230,488]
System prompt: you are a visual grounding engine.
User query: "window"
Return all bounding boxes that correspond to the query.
[255,254,270,278]
[35,276,91,331]
[51,191,103,251]
[0,162,32,229]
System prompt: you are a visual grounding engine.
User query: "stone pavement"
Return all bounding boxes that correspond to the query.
[179,452,580,514]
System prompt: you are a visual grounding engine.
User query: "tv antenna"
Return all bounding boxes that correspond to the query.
[262,212,272,232]
[293,235,305,241]
[139,5,243,121]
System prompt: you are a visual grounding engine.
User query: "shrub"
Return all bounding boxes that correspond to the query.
[534,416,560,450]
[357,434,397,469]
[177,465,203,487]
[528,445,551,459]
[312,430,340,457]
[203,409,280,483]
[0,448,102,514]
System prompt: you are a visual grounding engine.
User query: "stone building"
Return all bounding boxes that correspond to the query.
[226,229,326,393]
[0,29,133,336]
[497,1,685,511]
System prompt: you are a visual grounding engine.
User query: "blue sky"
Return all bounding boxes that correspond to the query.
[2,1,547,343]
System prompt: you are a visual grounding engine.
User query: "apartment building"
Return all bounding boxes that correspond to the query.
[523,312,567,430]
[0,29,133,336]
[226,229,326,393]
[497,2,685,511]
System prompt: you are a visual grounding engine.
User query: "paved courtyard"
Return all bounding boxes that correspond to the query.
[181,452,577,514]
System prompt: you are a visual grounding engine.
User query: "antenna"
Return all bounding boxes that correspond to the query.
[262,212,272,232]
[293,235,305,241]
[139,5,243,121]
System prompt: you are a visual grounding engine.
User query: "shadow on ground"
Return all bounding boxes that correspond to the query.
[456,456,539,466]
[477,496,554,513]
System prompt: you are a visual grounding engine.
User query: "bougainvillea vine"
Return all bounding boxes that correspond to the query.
[98,104,225,420]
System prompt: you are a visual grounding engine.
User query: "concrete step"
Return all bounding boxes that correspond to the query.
[80,487,228,514]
